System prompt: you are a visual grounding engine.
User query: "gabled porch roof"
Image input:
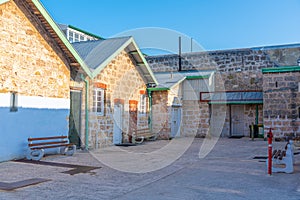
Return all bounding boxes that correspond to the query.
[150,70,214,91]
[200,90,263,104]
[72,37,158,85]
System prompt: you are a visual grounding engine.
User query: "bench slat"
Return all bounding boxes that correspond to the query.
[31,143,73,150]
[29,140,68,147]
[28,136,68,141]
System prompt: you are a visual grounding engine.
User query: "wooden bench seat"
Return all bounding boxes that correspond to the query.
[133,128,157,144]
[27,135,76,161]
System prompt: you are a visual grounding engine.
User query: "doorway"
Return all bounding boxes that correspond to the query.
[69,90,82,147]
[230,105,245,137]
[171,106,182,138]
[113,104,123,144]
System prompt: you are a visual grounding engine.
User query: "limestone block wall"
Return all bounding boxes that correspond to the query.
[84,51,147,149]
[181,100,202,137]
[151,91,170,139]
[263,72,300,138]
[147,47,300,92]
[0,1,70,98]
[0,1,71,161]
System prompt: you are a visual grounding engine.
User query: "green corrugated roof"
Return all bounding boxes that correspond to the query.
[262,66,300,73]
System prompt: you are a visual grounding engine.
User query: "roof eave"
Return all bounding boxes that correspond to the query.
[30,0,92,77]
[130,38,158,85]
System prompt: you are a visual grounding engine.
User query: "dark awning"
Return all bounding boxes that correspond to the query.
[200,91,263,104]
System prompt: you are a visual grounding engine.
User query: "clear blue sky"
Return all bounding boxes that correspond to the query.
[40,0,300,53]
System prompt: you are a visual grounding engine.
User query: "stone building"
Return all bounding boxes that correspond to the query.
[146,44,300,139]
[263,66,300,138]
[0,0,90,161]
[70,36,157,149]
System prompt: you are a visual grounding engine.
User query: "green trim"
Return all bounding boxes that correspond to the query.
[186,75,210,80]
[255,104,259,125]
[81,74,89,150]
[262,66,300,73]
[147,87,170,92]
[68,25,104,40]
[31,0,92,77]
[209,101,263,105]
[147,90,153,132]
[0,0,9,5]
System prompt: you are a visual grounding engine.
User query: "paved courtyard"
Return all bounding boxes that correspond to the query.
[0,137,299,200]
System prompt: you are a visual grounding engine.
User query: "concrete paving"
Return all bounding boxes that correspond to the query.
[0,138,299,200]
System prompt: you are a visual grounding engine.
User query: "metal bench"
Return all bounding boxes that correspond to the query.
[26,135,76,161]
[266,141,295,173]
[133,128,157,144]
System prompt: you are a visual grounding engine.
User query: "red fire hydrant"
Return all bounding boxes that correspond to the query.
[267,128,273,175]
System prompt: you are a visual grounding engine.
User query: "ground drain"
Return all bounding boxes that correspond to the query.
[15,159,101,175]
[0,178,50,191]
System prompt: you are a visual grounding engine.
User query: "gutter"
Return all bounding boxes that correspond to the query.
[81,74,89,150]
[147,89,153,132]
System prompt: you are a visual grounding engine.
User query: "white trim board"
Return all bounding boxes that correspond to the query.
[0,93,70,109]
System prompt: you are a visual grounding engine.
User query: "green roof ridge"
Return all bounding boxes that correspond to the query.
[68,25,104,40]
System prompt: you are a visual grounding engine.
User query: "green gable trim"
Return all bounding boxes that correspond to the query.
[262,66,300,73]
[147,87,170,92]
[31,0,92,77]
[0,0,9,5]
[68,25,104,40]
[186,75,210,80]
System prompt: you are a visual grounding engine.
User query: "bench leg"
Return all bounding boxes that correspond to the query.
[60,145,76,156]
[135,136,144,144]
[26,149,44,161]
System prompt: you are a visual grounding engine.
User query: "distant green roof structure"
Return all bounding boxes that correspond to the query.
[262,66,300,73]
[68,25,104,40]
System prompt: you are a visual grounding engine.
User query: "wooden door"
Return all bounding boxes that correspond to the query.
[230,105,245,137]
[113,104,123,144]
[171,106,181,138]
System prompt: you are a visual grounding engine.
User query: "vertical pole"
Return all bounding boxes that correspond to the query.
[255,104,259,125]
[81,74,89,151]
[267,128,273,175]
[251,123,254,141]
[191,37,193,52]
[147,89,153,132]
[178,36,182,71]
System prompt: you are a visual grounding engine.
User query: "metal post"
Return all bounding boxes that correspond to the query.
[267,128,273,175]
[178,36,182,71]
